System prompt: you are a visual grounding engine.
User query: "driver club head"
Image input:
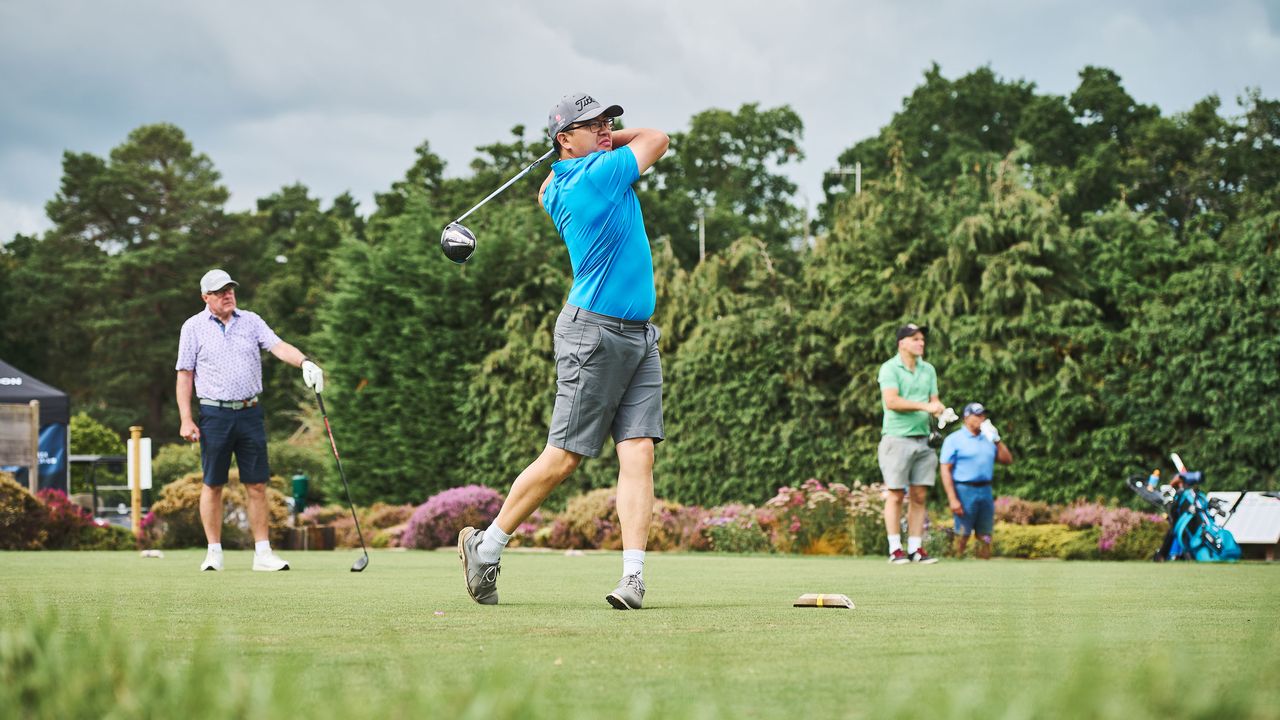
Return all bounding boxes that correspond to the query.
[351,553,369,572]
[440,222,477,264]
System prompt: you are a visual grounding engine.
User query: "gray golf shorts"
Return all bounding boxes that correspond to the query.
[877,435,937,490]
[548,305,665,457]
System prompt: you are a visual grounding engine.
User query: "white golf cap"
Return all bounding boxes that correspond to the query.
[199,269,239,294]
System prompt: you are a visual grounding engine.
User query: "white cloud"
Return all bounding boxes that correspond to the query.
[2,0,1278,237]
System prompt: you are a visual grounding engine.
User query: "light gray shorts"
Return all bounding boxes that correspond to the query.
[877,435,937,490]
[548,305,665,457]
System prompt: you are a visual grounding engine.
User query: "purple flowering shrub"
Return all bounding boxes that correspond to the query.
[403,485,504,550]
[648,500,708,551]
[1059,502,1166,557]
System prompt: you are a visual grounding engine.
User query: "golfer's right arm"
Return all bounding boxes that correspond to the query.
[177,370,199,442]
[940,463,963,515]
[611,128,668,172]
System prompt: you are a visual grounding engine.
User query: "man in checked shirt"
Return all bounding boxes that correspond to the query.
[176,269,324,573]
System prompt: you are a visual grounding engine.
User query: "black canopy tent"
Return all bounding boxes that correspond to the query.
[0,359,71,492]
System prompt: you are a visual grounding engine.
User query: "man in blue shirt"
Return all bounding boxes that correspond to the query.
[939,402,1014,559]
[458,93,669,610]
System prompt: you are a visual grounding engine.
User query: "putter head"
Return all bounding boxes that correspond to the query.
[440,222,477,264]
[351,553,369,572]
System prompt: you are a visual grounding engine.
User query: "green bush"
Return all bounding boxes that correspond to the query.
[1106,520,1166,561]
[146,472,290,549]
[705,519,772,553]
[68,412,125,494]
[268,440,332,505]
[993,523,1086,559]
[0,475,48,549]
[75,523,137,550]
[151,442,201,489]
[1060,527,1103,560]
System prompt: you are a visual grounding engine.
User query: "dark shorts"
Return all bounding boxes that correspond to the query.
[953,482,994,538]
[199,404,270,486]
[548,305,664,457]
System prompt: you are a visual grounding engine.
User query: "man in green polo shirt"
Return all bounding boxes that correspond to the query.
[877,323,946,564]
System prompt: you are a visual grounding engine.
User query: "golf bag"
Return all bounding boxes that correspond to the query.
[1158,483,1242,562]
[1126,466,1241,563]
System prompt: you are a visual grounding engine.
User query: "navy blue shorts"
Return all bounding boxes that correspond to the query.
[953,482,994,538]
[199,404,270,486]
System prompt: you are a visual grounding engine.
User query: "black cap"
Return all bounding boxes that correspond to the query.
[895,323,928,341]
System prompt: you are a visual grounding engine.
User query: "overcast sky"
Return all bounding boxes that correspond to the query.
[2,0,1278,243]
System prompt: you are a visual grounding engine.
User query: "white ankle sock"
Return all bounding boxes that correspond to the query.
[908,536,922,554]
[478,524,511,564]
[254,540,271,556]
[623,549,645,579]
[208,543,222,553]
[887,535,902,554]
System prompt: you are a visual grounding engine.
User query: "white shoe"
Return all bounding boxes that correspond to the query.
[252,551,290,572]
[200,550,223,572]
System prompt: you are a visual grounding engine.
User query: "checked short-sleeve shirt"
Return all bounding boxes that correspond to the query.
[176,308,282,401]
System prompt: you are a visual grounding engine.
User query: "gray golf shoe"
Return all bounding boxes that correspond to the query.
[458,526,500,605]
[606,573,645,610]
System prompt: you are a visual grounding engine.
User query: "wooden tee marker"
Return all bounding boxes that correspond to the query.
[793,593,854,609]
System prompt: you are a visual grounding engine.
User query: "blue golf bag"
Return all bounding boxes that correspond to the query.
[1159,473,1242,562]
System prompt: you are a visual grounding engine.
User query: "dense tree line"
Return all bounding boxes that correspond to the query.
[2,66,1276,506]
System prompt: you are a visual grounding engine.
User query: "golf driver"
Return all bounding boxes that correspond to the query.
[316,392,369,572]
[440,147,556,263]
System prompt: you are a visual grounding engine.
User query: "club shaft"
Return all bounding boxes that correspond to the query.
[317,393,369,554]
[454,148,556,224]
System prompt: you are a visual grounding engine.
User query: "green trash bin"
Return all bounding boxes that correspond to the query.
[291,472,309,521]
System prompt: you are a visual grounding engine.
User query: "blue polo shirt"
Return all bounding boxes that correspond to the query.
[940,428,997,483]
[542,146,655,321]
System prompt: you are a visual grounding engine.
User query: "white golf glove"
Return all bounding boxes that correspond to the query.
[980,419,1000,443]
[938,407,959,429]
[301,360,324,393]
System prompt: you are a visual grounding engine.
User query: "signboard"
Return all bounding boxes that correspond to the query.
[126,437,152,490]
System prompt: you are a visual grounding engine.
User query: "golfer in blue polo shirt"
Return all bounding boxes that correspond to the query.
[457,93,669,610]
[939,402,1014,559]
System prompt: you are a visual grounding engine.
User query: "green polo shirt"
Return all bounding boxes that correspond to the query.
[878,354,938,436]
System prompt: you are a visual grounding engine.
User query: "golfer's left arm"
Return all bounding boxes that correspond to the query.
[270,341,308,368]
[996,442,1014,465]
[270,341,325,392]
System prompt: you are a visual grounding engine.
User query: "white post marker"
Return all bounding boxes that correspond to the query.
[127,428,152,535]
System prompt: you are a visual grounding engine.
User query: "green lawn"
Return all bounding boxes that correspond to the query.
[2,550,1278,719]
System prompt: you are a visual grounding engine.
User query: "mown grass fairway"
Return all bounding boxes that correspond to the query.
[3,550,1278,718]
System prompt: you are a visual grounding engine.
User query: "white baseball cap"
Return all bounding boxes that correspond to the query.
[199,269,239,294]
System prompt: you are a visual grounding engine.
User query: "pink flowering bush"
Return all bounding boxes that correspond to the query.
[36,489,94,548]
[760,478,870,554]
[701,503,771,553]
[402,485,504,550]
[25,488,135,550]
[1059,502,1108,530]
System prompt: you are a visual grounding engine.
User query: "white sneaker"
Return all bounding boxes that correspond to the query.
[252,551,290,572]
[200,549,223,572]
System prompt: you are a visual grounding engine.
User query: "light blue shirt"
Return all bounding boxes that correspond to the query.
[940,428,997,483]
[543,146,655,320]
